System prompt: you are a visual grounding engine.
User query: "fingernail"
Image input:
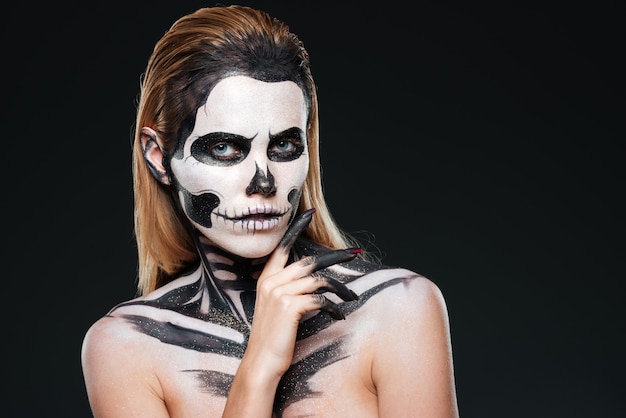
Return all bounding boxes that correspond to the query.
[302,208,316,217]
[330,310,345,320]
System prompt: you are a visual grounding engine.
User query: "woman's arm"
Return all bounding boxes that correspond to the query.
[81,317,171,417]
[373,276,459,417]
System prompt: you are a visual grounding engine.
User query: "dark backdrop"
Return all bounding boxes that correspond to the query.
[5,1,624,417]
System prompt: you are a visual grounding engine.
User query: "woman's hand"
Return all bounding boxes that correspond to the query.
[250,208,360,375]
[222,208,359,417]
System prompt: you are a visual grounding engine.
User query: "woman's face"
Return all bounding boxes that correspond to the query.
[169,75,309,258]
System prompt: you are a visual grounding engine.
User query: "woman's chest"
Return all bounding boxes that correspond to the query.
[160,347,376,418]
[276,342,377,418]
[157,317,377,417]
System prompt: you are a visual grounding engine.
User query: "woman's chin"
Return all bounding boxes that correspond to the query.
[208,233,284,259]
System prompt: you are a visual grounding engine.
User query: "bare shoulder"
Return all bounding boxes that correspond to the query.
[82,309,141,355]
[81,302,156,381]
[81,299,171,416]
[81,279,189,361]
[349,265,447,318]
[341,265,458,416]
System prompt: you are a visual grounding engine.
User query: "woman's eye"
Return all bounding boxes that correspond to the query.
[213,142,238,158]
[268,135,304,162]
[191,133,249,166]
[274,140,294,152]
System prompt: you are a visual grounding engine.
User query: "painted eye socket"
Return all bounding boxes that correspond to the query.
[191,133,250,166]
[268,128,305,162]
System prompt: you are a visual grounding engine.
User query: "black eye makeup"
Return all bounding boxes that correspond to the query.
[268,127,305,162]
[190,132,252,166]
[190,127,305,166]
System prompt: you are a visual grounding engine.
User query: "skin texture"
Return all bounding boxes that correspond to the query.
[82,53,458,418]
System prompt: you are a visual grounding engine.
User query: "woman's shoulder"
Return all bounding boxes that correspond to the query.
[81,275,187,355]
[81,307,150,396]
[81,285,192,376]
[349,264,443,309]
[81,297,171,413]
[82,295,150,356]
[295,237,443,301]
[341,266,450,354]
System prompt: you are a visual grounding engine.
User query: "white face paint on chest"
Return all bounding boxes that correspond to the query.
[170,75,310,258]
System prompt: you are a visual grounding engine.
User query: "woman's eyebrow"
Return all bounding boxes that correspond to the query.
[196,131,257,142]
[269,127,305,140]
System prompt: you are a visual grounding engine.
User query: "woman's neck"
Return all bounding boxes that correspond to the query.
[196,235,270,326]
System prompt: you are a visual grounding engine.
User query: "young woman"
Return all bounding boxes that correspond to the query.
[81,5,459,417]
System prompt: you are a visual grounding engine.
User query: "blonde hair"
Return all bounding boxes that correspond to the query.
[132,5,357,295]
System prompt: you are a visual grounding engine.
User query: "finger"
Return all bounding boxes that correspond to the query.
[314,275,359,301]
[305,248,362,273]
[312,294,346,320]
[276,273,358,303]
[278,208,316,251]
[262,208,315,277]
[290,248,362,302]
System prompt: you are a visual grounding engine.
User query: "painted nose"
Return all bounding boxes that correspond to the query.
[246,162,277,196]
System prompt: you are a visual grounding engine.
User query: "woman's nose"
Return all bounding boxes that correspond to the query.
[245,162,276,196]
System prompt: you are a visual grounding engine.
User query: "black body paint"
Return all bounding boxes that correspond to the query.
[109,212,406,413]
[181,188,220,228]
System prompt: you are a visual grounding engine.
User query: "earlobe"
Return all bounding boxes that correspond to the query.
[140,127,172,185]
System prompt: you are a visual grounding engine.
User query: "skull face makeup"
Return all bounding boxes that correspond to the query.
[169,76,309,258]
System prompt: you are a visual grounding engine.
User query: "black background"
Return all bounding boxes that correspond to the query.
[5,1,624,417]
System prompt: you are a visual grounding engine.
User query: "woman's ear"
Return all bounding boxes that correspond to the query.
[140,127,172,185]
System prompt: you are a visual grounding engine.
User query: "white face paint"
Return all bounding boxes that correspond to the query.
[169,76,309,258]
